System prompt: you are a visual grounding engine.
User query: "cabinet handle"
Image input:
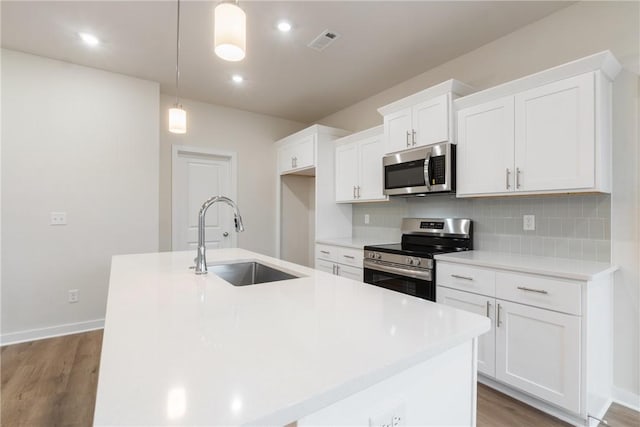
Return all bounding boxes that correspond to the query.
[406,131,411,147]
[336,264,340,275]
[506,168,511,190]
[357,186,361,198]
[291,157,294,168]
[516,167,521,189]
[451,274,473,281]
[343,255,355,259]
[320,250,330,255]
[486,301,491,317]
[412,129,416,146]
[497,303,502,327]
[353,186,356,199]
[332,264,336,274]
[517,286,548,295]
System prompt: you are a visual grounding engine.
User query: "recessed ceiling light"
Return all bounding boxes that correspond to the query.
[232,74,244,83]
[277,21,292,33]
[78,32,100,47]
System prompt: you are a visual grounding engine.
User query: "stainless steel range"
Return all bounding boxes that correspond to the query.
[363,218,472,301]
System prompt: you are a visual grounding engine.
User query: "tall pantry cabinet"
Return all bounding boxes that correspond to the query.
[275,125,351,267]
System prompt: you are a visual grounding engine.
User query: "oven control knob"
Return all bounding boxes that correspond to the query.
[375,252,382,260]
[406,257,414,265]
[413,258,421,266]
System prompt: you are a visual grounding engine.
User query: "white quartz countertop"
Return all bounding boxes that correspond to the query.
[434,250,618,281]
[315,236,395,249]
[94,249,489,426]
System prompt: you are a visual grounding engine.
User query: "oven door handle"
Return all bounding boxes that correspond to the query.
[364,260,432,281]
[423,152,432,190]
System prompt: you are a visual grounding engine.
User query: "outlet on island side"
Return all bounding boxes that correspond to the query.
[68,289,79,303]
[523,214,535,231]
[364,214,370,225]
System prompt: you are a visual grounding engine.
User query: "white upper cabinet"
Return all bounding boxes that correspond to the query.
[335,126,387,203]
[412,94,450,146]
[378,80,474,154]
[278,134,315,174]
[515,73,595,192]
[457,97,514,195]
[456,51,621,197]
[335,143,358,202]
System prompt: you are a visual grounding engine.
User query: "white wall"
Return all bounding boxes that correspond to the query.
[319,1,640,404]
[1,49,160,343]
[159,95,305,256]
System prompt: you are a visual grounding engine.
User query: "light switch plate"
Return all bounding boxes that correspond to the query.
[523,214,535,231]
[50,212,67,225]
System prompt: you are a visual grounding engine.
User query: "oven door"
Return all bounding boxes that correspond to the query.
[363,260,435,301]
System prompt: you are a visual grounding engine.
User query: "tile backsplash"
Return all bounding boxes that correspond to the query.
[353,194,611,262]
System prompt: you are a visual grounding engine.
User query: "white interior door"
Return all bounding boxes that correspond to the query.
[172,146,237,251]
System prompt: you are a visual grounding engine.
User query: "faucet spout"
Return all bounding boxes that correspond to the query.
[195,196,245,275]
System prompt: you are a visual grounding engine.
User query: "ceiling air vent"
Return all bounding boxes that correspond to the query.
[307,30,341,51]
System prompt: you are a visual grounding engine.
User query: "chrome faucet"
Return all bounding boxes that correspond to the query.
[195,195,244,275]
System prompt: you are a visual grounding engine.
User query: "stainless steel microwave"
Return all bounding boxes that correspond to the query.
[383,142,455,196]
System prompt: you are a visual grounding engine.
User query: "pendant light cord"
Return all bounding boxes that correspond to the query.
[175,0,181,106]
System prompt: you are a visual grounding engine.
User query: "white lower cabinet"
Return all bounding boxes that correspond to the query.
[437,287,495,377]
[495,300,580,413]
[436,259,613,425]
[315,243,363,281]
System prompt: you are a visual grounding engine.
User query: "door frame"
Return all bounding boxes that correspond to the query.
[171,144,238,251]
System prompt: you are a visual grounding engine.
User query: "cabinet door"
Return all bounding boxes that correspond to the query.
[335,143,358,202]
[291,135,316,170]
[412,94,449,147]
[383,107,412,153]
[437,286,495,377]
[278,144,294,174]
[495,300,580,413]
[315,259,336,274]
[357,135,387,201]
[336,264,362,281]
[457,97,515,196]
[514,73,595,192]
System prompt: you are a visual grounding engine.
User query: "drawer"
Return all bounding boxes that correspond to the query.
[496,272,582,316]
[436,262,495,296]
[316,244,338,262]
[337,247,363,268]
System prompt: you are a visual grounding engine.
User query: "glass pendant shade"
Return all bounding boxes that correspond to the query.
[214,2,246,62]
[169,106,187,134]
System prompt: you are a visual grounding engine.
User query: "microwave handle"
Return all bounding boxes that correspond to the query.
[423,152,432,190]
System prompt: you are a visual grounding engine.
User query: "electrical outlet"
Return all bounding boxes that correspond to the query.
[50,212,67,225]
[523,214,535,231]
[364,214,370,225]
[369,403,405,427]
[68,289,79,303]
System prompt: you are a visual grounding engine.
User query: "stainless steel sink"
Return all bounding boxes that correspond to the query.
[208,261,300,286]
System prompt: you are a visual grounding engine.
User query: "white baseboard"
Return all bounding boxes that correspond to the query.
[0,319,104,346]
[612,385,640,412]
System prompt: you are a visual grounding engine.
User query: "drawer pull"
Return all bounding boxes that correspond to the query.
[320,250,330,255]
[451,274,473,281]
[343,255,355,259]
[517,286,548,295]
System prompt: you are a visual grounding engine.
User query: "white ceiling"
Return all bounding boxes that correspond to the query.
[1,1,570,123]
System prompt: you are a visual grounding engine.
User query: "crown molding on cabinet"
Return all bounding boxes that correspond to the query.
[455,50,622,110]
[377,79,475,116]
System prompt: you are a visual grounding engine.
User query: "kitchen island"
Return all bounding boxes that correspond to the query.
[94,249,490,426]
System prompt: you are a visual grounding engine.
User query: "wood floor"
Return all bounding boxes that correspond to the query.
[1,331,638,427]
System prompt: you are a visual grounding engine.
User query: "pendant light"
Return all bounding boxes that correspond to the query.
[214,0,246,62]
[169,0,186,134]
